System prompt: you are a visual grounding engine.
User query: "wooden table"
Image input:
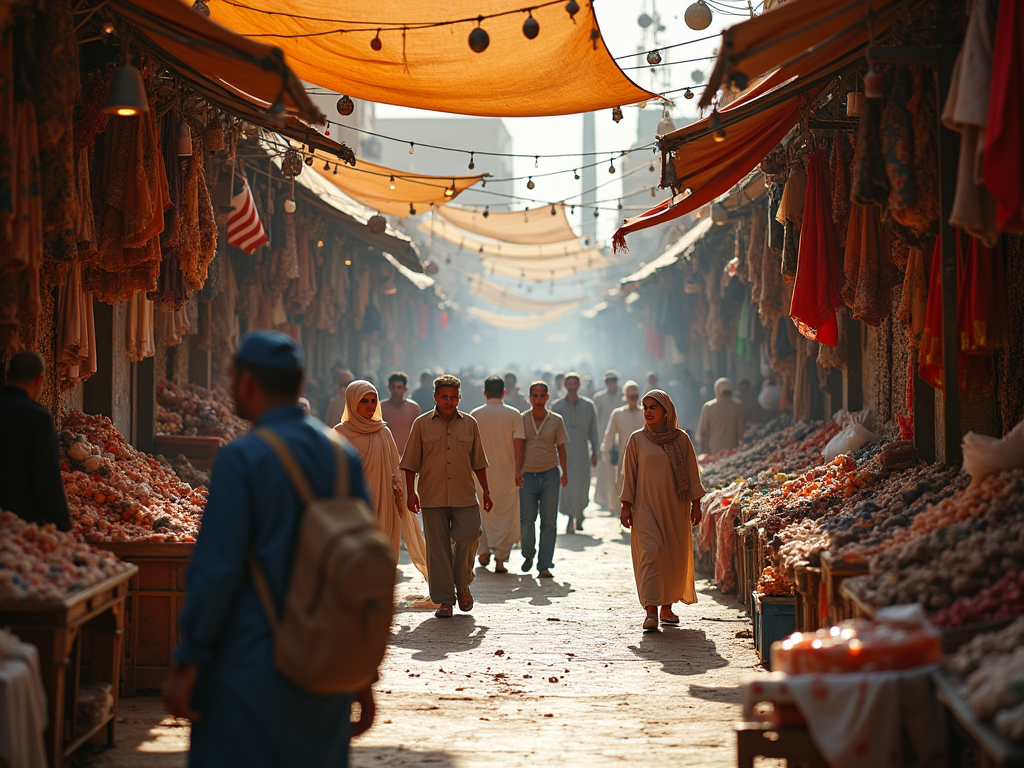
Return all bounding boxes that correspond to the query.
[0,566,137,767]
[934,670,1024,768]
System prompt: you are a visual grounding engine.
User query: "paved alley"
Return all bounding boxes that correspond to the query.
[80,503,763,768]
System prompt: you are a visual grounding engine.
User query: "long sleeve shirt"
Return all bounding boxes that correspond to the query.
[0,386,72,531]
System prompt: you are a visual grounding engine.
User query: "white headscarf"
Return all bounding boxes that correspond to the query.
[339,380,385,433]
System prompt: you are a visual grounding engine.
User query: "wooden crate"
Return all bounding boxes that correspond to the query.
[793,566,823,632]
[821,551,868,624]
[934,670,1024,768]
[152,435,221,470]
[94,541,194,695]
[0,567,136,768]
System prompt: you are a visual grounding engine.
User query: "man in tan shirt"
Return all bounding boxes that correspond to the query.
[516,381,569,578]
[696,377,745,454]
[402,375,493,618]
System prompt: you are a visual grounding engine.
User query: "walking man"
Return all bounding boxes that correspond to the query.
[517,381,569,578]
[401,375,493,618]
[410,370,436,412]
[380,371,422,456]
[592,370,623,509]
[696,377,745,454]
[0,351,72,531]
[551,373,599,534]
[471,376,526,574]
[163,331,375,766]
[503,371,529,413]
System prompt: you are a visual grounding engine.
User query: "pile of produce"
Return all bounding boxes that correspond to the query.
[61,411,207,542]
[947,618,1024,742]
[844,469,1024,616]
[156,454,211,488]
[0,511,133,601]
[931,570,1024,630]
[156,380,249,442]
[757,566,793,596]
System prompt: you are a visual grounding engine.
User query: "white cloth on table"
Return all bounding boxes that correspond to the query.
[741,666,947,768]
[0,642,48,768]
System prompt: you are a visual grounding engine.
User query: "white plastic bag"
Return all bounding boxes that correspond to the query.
[822,408,880,461]
[962,419,1024,483]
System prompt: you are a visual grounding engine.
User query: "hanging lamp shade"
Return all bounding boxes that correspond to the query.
[102,62,149,115]
[684,1,713,31]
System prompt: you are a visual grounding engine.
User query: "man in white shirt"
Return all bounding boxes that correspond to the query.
[592,370,624,509]
[471,376,526,574]
[380,371,422,456]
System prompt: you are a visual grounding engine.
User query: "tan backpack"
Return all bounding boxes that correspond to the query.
[251,428,397,694]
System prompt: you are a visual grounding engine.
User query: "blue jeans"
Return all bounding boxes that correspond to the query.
[519,467,560,570]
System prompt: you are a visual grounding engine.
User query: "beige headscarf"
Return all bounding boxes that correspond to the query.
[714,377,735,398]
[641,389,692,501]
[339,380,385,434]
[622,379,640,398]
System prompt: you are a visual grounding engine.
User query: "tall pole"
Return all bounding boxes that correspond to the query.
[582,111,597,242]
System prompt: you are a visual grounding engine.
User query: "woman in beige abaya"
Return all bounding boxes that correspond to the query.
[619,389,705,632]
[335,380,428,581]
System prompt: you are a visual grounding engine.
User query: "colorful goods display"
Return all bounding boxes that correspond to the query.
[757,566,793,597]
[155,379,250,442]
[60,410,207,542]
[771,619,942,675]
[0,511,132,601]
[947,618,1024,742]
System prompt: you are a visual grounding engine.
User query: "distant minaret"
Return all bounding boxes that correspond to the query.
[581,111,597,242]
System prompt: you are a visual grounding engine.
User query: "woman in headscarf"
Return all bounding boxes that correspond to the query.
[334,380,428,579]
[601,380,645,499]
[619,389,706,631]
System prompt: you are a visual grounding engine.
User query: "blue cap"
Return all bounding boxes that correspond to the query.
[235,330,305,371]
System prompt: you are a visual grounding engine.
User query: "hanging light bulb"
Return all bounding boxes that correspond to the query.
[102,20,115,36]
[526,177,535,190]
[570,205,575,214]
[684,88,695,100]
[333,164,338,175]
[648,163,655,172]
[618,200,623,210]
[608,158,616,174]
[573,169,580,180]
[483,206,489,218]
[524,211,530,223]
[191,0,211,16]
[409,142,415,154]
[710,110,726,142]
[320,159,330,171]
[370,29,382,51]
[468,152,475,170]
[656,108,676,135]
[594,208,600,217]
[565,0,580,19]
[522,12,540,39]
[647,50,662,66]
[304,154,314,166]
[409,203,417,215]
[445,180,455,197]
[176,121,193,156]
[102,55,149,116]
[389,175,396,190]
[284,199,297,214]
[336,95,354,116]
[469,20,490,53]
[550,204,557,216]
[684,0,713,30]
[611,105,623,123]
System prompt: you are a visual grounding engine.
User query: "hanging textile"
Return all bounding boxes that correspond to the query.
[918,238,945,389]
[777,163,807,281]
[54,263,97,391]
[285,231,318,314]
[87,98,171,304]
[831,134,853,248]
[896,245,929,346]
[125,291,156,362]
[841,203,900,327]
[155,303,191,347]
[983,0,1024,232]
[942,0,998,247]
[790,150,843,346]
[148,112,188,309]
[73,148,97,259]
[177,139,218,291]
[851,93,889,206]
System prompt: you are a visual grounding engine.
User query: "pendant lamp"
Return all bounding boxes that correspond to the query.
[102,56,149,116]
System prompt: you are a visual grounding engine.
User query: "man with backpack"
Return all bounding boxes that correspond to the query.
[163,331,391,768]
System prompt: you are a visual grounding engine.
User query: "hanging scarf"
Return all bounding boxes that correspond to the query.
[337,379,386,434]
[641,389,692,502]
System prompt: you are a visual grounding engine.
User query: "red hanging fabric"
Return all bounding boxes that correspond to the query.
[982,0,1024,232]
[918,238,945,389]
[789,149,843,347]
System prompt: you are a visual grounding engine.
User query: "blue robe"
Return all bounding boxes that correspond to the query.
[174,403,368,768]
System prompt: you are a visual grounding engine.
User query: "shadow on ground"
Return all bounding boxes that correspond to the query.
[351,745,457,767]
[627,627,729,676]
[389,616,489,662]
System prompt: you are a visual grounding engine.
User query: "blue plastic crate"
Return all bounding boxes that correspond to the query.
[753,591,796,669]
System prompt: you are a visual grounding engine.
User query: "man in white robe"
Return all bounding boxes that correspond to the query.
[471,376,526,573]
[551,373,599,534]
[592,370,624,509]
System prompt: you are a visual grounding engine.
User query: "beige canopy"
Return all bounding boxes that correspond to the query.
[466,273,584,312]
[437,203,578,245]
[466,304,580,330]
[420,216,591,259]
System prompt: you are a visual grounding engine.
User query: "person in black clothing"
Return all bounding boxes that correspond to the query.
[0,351,72,531]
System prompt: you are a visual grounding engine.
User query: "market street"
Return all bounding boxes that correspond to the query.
[81,501,762,768]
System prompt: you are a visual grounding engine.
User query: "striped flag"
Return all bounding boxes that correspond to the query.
[227,176,268,254]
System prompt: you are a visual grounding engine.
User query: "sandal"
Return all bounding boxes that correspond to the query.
[660,612,680,625]
[494,562,508,574]
[643,614,659,631]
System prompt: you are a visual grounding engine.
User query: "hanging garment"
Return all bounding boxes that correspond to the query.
[851,94,889,206]
[983,0,1024,232]
[841,203,900,326]
[125,291,156,362]
[896,245,929,346]
[790,150,843,346]
[831,134,854,247]
[747,205,766,303]
[55,263,97,391]
[778,164,807,280]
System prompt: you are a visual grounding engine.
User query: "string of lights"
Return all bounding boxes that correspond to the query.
[619,54,716,72]
[611,32,720,60]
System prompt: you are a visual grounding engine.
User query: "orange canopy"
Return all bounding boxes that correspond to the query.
[307,150,485,217]
[112,0,320,123]
[437,203,577,245]
[420,216,589,259]
[700,0,901,108]
[207,0,657,117]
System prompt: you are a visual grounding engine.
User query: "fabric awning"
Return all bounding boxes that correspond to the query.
[477,255,611,281]
[112,0,320,123]
[437,203,578,245]
[383,252,435,290]
[467,273,584,312]
[619,218,713,293]
[420,216,590,259]
[699,0,900,109]
[466,304,580,330]
[307,150,484,217]
[208,0,656,118]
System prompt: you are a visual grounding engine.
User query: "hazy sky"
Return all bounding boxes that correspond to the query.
[376,0,747,245]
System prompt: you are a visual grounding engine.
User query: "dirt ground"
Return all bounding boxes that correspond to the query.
[77,501,765,768]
